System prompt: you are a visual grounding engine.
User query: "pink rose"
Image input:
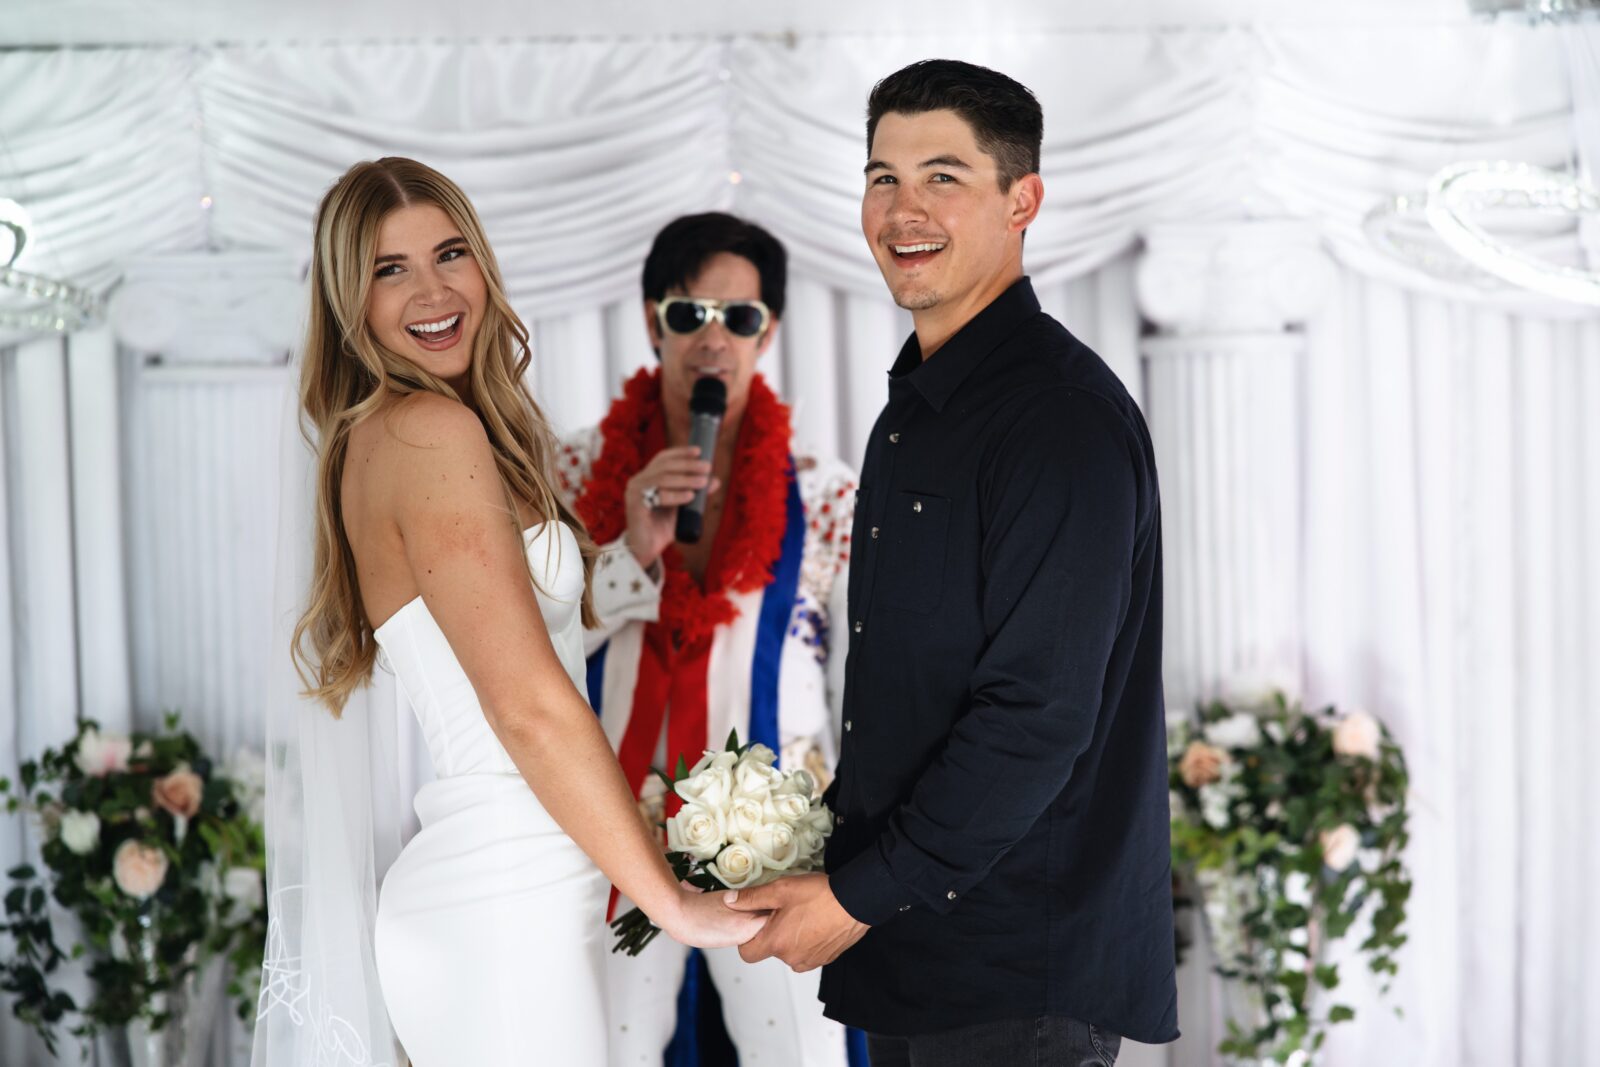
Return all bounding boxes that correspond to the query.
[151,765,204,819]
[1178,740,1226,788]
[1332,710,1382,761]
[112,840,170,900]
[1319,824,1360,872]
[74,727,133,777]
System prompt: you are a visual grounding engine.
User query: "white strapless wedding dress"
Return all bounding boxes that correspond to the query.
[372,522,609,1066]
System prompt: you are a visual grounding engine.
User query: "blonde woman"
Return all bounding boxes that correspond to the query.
[286,157,764,1064]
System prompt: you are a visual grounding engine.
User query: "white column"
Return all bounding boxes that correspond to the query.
[66,326,132,731]
[9,336,80,750]
[1133,222,1332,1067]
[1136,221,1332,709]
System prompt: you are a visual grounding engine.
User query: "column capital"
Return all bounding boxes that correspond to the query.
[1135,220,1334,336]
[107,252,303,364]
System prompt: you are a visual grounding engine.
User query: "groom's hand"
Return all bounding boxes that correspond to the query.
[726,873,868,973]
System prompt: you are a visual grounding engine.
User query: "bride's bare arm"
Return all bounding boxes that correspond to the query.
[377,395,763,948]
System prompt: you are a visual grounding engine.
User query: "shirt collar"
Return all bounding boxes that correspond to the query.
[888,276,1041,413]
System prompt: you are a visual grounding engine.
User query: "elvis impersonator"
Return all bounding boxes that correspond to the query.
[555,212,855,1067]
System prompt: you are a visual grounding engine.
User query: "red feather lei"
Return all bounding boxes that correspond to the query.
[574,368,793,650]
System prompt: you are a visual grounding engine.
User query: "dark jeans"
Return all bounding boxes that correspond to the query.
[866,1015,1121,1067]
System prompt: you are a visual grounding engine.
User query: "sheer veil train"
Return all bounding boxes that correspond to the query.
[251,364,412,1067]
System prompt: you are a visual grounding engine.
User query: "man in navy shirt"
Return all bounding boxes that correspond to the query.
[731,59,1179,1065]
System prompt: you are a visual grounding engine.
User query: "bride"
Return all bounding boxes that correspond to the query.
[258,156,764,1066]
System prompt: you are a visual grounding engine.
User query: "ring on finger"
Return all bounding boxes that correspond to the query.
[641,484,662,510]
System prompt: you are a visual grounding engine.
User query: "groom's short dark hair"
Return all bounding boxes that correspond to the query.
[866,59,1043,191]
[641,212,788,318]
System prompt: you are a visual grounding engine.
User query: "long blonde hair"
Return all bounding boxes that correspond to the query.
[292,157,599,716]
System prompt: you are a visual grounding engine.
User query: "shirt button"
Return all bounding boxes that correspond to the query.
[888,432,901,444]
[837,814,846,826]
[912,500,923,513]
[853,621,863,633]
[871,526,880,539]
[843,720,852,732]
[947,890,958,901]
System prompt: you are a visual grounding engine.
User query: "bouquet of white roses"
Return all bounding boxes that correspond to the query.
[610,731,834,956]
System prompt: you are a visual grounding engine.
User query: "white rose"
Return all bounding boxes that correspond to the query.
[1331,710,1382,761]
[688,750,739,777]
[59,811,101,855]
[732,759,783,799]
[765,793,812,825]
[1199,783,1233,829]
[75,727,133,777]
[727,796,765,841]
[742,744,779,768]
[774,768,816,799]
[1205,713,1263,750]
[223,867,264,912]
[666,803,727,861]
[708,842,764,890]
[1318,824,1360,872]
[747,822,801,872]
[675,765,735,810]
[794,826,823,859]
[801,805,835,837]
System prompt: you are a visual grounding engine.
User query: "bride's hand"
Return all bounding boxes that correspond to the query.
[662,885,768,949]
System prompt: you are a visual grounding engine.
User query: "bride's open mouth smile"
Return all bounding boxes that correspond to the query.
[405,311,465,351]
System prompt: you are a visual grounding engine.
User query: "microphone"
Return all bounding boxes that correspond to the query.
[676,376,727,544]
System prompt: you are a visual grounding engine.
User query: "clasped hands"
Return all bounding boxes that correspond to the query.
[723,873,868,972]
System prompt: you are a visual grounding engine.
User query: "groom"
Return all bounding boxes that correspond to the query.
[729,60,1179,1064]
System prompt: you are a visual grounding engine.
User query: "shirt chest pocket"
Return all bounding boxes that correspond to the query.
[875,491,950,616]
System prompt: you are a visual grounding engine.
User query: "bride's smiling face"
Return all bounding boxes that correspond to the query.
[365,203,487,390]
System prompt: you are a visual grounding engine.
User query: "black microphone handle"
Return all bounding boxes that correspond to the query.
[675,410,723,544]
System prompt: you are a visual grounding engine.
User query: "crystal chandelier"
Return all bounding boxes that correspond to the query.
[1468,0,1600,19]
[1362,0,1600,305]
[0,198,103,333]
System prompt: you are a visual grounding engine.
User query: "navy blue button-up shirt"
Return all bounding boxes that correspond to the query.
[820,278,1179,1043]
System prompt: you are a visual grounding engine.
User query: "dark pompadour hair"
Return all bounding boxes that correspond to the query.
[866,59,1043,191]
[641,212,787,318]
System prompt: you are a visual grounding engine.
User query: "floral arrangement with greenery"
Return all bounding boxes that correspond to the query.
[0,715,266,1056]
[1168,693,1411,1064]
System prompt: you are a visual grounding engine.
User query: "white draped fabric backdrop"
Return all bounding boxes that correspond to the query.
[1,22,1597,1067]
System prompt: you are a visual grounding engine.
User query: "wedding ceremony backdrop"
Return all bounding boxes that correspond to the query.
[2,2,1599,1064]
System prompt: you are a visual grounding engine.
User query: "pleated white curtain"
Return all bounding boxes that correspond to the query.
[1300,273,1600,1067]
[1,19,1597,1067]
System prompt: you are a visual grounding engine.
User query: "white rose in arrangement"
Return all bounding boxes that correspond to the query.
[774,768,816,799]
[224,866,264,912]
[59,810,101,855]
[732,758,784,798]
[727,796,766,841]
[688,749,739,776]
[747,822,801,872]
[1331,710,1382,761]
[1196,783,1228,831]
[74,727,133,777]
[675,764,735,810]
[1205,713,1263,751]
[766,792,813,825]
[742,744,779,768]
[228,747,267,825]
[801,805,835,837]
[708,842,764,890]
[666,803,727,861]
[1319,824,1360,871]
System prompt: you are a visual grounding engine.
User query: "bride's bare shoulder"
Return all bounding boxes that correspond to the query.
[351,394,490,469]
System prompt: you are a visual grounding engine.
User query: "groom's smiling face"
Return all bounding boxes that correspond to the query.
[861,109,1028,315]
